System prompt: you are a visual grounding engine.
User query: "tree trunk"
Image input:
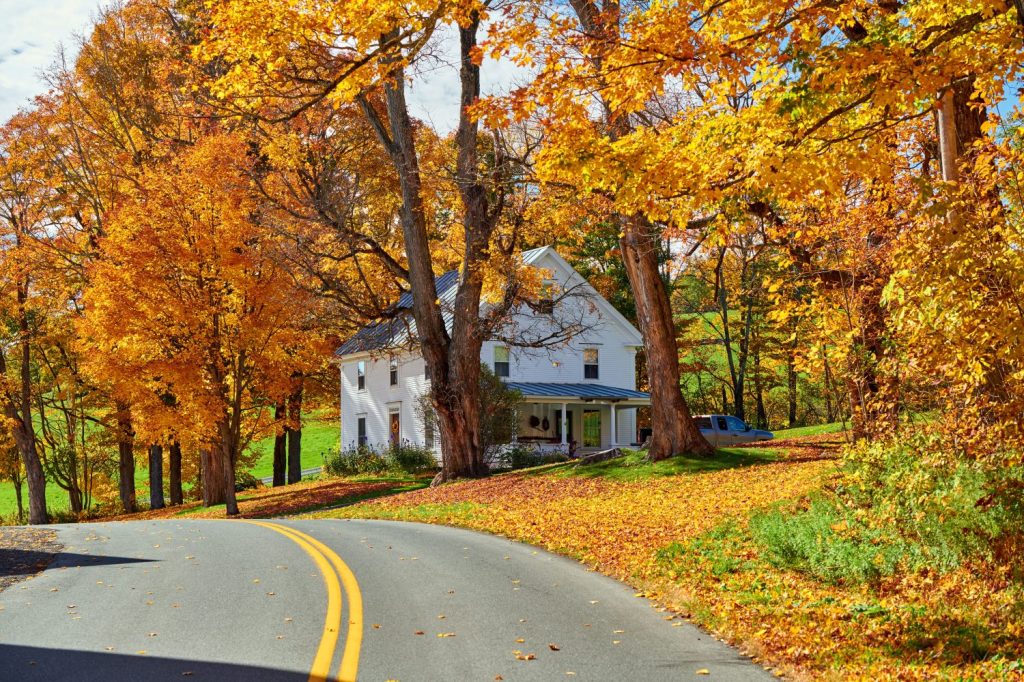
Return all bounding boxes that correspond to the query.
[565,0,711,462]
[168,441,183,506]
[787,354,798,428]
[362,25,493,483]
[115,405,137,513]
[287,380,303,484]
[754,349,768,429]
[14,477,23,522]
[848,281,898,440]
[621,216,713,460]
[273,401,286,487]
[0,291,47,524]
[823,350,837,423]
[200,447,225,507]
[148,444,165,510]
[219,433,239,516]
[68,485,83,515]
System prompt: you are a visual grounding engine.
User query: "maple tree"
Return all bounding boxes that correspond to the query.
[79,131,327,515]
[201,0,570,482]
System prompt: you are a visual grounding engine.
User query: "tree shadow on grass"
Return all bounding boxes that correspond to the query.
[0,644,307,681]
[884,613,1023,669]
[525,448,782,482]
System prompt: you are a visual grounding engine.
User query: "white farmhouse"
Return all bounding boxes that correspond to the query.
[336,246,651,457]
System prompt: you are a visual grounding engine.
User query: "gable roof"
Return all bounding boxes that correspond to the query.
[335,270,459,356]
[335,246,645,357]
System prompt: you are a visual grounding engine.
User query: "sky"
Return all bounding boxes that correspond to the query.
[0,2,525,133]
[0,0,104,122]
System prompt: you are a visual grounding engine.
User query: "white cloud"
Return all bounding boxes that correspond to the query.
[0,0,107,122]
[407,22,530,134]
[0,5,524,132]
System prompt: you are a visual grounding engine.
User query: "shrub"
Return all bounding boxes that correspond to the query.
[234,470,263,492]
[749,432,1024,585]
[324,442,437,477]
[389,443,437,472]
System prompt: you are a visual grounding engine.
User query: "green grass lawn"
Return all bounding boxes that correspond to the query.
[772,421,849,439]
[528,446,780,482]
[244,414,340,480]
[0,413,340,521]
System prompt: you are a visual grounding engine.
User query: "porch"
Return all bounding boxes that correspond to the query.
[506,382,651,455]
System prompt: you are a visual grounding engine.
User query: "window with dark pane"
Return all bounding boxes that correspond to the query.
[583,348,599,379]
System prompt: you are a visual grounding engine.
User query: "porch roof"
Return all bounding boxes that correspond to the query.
[506,382,650,403]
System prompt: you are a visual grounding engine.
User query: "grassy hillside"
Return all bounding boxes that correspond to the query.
[0,413,340,521]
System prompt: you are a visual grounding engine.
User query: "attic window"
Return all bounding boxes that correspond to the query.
[389,358,398,386]
[537,282,554,314]
[584,348,599,380]
[494,346,510,378]
[357,360,366,390]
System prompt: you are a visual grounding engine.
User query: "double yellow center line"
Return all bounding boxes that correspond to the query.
[241,520,363,682]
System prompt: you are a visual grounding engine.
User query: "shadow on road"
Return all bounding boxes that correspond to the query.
[0,644,308,681]
[0,549,153,577]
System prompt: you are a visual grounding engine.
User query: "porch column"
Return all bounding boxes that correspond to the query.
[610,403,618,447]
[560,402,568,445]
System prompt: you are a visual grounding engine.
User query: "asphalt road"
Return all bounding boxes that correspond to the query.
[0,519,774,681]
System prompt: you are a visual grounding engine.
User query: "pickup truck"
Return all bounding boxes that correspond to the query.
[695,415,774,447]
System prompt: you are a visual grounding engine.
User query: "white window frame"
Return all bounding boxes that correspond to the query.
[493,346,510,378]
[356,360,366,391]
[356,414,368,446]
[583,347,599,380]
[389,358,398,386]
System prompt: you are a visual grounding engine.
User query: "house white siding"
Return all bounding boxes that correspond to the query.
[337,246,648,455]
[339,353,436,453]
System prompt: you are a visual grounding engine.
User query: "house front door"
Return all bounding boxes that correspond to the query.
[389,410,400,447]
[583,410,601,448]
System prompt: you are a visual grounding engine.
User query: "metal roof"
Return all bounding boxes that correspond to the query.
[336,270,460,356]
[505,382,651,402]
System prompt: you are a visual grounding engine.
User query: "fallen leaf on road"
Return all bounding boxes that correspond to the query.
[104,647,113,651]
[549,643,561,651]
[437,632,456,638]
[696,669,710,675]
[613,630,624,634]
[136,651,146,655]
[147,632,158,637]
[515,653,537,661]
[266,592,276,596]
[612,640,621,645]
[284,618,293,623]
[414,631,425,636]
[372,624,381,629]
[182,673,193,677]
[515,638,525,643]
